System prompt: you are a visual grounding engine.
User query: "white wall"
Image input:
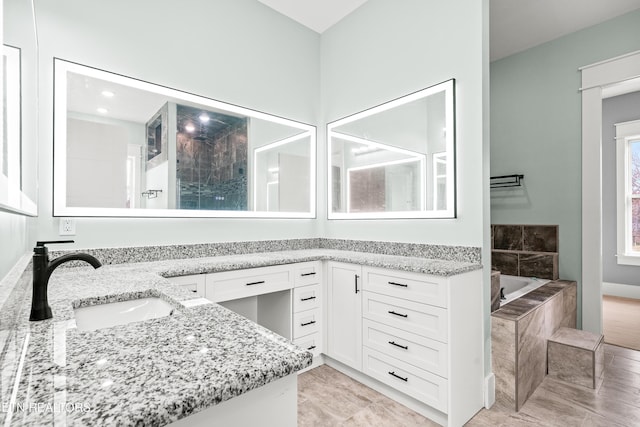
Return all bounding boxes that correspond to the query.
[319,0,487,248]
[33,0,321,248]
[66,118,129,208]
[319,0,490,372]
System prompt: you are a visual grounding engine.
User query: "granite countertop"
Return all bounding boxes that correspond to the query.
[7,267,311,426]
[5,249,481,426]
[108,248,482,278]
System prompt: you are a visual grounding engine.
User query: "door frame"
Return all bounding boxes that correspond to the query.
[580,49,640,334]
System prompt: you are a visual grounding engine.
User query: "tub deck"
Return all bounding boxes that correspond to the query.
[493,280,576,321]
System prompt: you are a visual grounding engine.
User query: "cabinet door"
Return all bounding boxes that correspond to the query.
[326,262,362,370]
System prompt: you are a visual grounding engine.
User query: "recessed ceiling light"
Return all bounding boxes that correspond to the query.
[97,107,108,114]
[185,123,195,133]
[199,114,210,123]
[101,90,115,98]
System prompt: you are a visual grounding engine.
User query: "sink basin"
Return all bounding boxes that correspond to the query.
[73,297,175,331]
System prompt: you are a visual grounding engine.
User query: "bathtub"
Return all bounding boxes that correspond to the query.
[500,275,551,306]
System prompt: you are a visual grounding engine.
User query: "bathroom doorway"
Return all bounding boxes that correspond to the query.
[581,49,640,335]
[600,89,640,350]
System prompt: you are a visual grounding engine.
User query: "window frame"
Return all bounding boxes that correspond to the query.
[615,119,640,266]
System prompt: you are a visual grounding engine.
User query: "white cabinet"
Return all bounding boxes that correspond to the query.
[205,265,293,303]
[166,259,483,427]
[362,291,448,342]
[326,262,362,371]
[292,261,323,358]
[167,274,206,297]
[360,266,483,426]
[293,261,322,287]
[362,346,448,413]
[205,265,294,340]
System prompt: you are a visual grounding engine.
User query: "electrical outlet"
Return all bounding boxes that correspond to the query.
[59,218,76,236]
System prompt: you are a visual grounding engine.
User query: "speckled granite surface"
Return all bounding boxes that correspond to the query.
[0,244,482,426]
[2,266,311,426]
[49,238,482,267]
[104,249,481,279]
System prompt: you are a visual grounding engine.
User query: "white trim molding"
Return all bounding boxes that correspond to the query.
[581,49,640,335]
[603,282,640,300]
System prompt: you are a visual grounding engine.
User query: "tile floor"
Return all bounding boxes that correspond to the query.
[297,364,438,426]
[298,344,640,426]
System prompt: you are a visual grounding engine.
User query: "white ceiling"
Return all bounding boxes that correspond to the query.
[258,0,640,62]
[490,0,640,61]
[257,0,369,33]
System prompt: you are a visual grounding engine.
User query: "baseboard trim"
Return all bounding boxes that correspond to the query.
[602,282,640,299]
[484,373,495,409]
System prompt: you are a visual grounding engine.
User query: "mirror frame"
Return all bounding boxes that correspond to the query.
[0,44,37,216]
[327,79,456,219]
[53,58,316,218]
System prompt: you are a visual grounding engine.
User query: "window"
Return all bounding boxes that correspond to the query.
[616,119,640,265]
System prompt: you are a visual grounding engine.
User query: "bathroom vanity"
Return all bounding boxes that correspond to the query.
[0,243,483,426]
[162,250,484,426]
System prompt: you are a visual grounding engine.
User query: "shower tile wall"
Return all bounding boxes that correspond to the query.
[491,225,559,279]
[176,105,248,210]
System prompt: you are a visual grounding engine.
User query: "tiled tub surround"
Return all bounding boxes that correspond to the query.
[491,225,559,280]
[0,242,482,426]
[491,280,577,411]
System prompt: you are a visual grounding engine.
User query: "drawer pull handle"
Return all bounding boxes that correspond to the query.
[190,289,198,293]
[301,320,317,327]
[388,310,408,318]
[301,272,316,277]
[300,296,317,301]
[388,341,408,350]
[388,281,408,288]
[307,345,316,350]
[246,280,265,286]
[388,371,408,382]
[355,274,360,294]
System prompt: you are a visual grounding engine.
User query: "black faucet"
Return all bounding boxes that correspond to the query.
[30,240,102,321]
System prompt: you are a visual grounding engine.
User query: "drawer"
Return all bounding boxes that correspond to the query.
[206,265,293,302]
[363,318,448,378]
[293,284,321,313]
[293,307,321,339]
[294,332,322,358]
[363,267,447,308]
[362,291,448,343]
[294,261,322,287]
[363,347,448,413]
[167,274,206,297]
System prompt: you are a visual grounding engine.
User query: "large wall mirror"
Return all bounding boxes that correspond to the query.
[53,59,316,218]
[0,0,38,216]
[328,79,455,219]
